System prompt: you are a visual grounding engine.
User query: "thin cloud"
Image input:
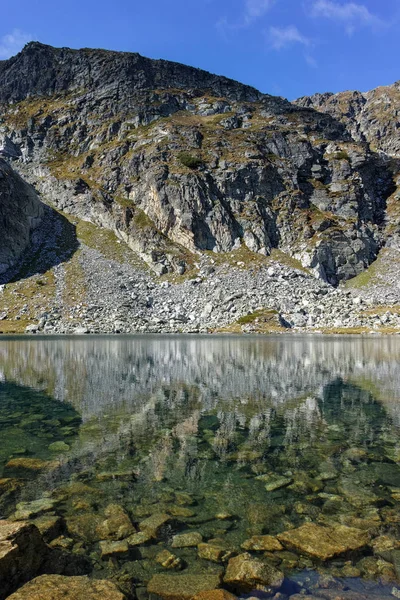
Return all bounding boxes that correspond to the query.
[268,25,311,50]
[0,29,33,59]
[217,0,275,36]
[310,0,384,34]
[245,0,275,23]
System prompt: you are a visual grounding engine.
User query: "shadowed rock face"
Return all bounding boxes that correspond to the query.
[0,42,396,285]
[0,158,43,275]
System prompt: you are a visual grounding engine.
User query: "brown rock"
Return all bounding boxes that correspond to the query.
[4,458,59,477]
[66,514,103,543]
[192,592,237,600]
[171,532,202,548]
[155,549,183,570]
[223,552,284,592]
[99,540,129,560]
[277,523,370,561]
[241,535,283,552]
[139,512,171,538]
[147,573,222,600]
[198,543,233,563]
[96,504,135,541]
[0,520,48,600]
[6,574,126,599]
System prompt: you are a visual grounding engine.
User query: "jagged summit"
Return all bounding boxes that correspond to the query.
[0,41,263,104]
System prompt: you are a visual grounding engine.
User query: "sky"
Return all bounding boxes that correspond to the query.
[1,0,399,100]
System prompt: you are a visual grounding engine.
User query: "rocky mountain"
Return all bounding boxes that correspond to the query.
[0,42,400,334]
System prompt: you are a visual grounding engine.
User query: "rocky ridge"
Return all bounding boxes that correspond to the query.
[0,42,400,333]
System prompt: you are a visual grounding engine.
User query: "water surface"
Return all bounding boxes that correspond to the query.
[1,335,400,598]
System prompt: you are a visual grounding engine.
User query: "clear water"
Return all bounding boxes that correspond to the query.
[1,334,400,598]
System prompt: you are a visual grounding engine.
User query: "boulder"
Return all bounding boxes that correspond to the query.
[0,520,47,600]
[6,574,126,599]
[277,523,370,561]
[147,573,222,600]
[223,552,284,592]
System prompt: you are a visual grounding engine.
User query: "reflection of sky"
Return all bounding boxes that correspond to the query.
[0,335,400,422]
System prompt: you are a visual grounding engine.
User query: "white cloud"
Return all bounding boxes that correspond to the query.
[245,0,275,23]
[0,29,33,59]
[310,0,383,34]
[268,25,311,49]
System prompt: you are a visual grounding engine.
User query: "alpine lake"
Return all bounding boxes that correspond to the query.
[1,334,400,600]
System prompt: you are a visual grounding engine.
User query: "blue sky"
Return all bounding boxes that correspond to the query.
[1,0,399,99]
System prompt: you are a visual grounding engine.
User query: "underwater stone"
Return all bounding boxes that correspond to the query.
[155,549,183,570]
[192,592,237,600]
[223,552,284,592]
[241,535,283,552]
[14,498,57,520]
[147,574,222,600]
[277,523,370,561]
[99,540,129,559]
[48,441,70,453]
[4,458,59,477]
[6,575,126,600]
[171,532,203,548]
[198,542,233,563]
[139,512,172,538]
[66,513,103,543]
[96,504,136,541]
[127,531,153,546]
[255,474,293,492]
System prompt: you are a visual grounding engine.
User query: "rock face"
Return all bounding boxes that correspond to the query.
[277,523,370,561]
[0,158,43,275]
[6,574,126,600]
[0,42,395,286]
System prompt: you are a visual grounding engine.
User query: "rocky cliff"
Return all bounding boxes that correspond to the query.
[0,158,43,275]
[0,42,400,334]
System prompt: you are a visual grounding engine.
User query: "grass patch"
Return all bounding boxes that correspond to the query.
[177,152,203,169]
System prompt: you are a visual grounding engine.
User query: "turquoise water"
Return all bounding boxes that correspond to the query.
[1,335,400,598]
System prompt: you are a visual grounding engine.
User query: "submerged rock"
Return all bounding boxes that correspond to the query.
[198,542,233,563]
[96,504,136,540]
[192,592,237,600]
[4,458,59,478]
[277,523,370,561]
[99,540,129,560]
[139,512,172,538]
[14,498,58,520]
[6,574,126,599]
[147,573,222,600]
[171,532,203,548]
[241,535,283,552]
[223,552,284,592]
[155,549,183,570]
